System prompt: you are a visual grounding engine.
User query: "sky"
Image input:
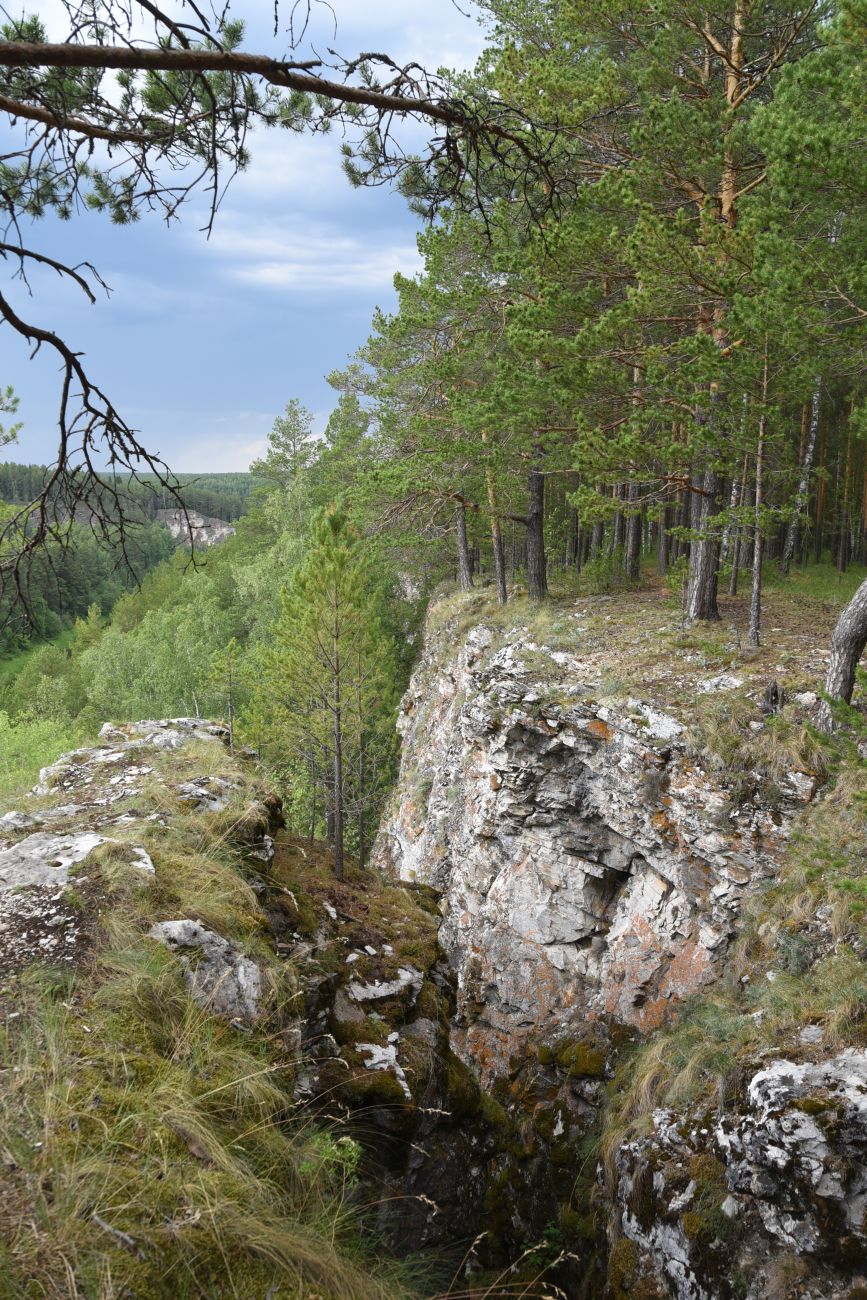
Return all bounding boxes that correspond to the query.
[0,0,490,472]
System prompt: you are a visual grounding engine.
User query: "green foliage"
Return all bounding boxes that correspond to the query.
[0,710,86,801]
[0,385,21,447]
[251,504,402,866]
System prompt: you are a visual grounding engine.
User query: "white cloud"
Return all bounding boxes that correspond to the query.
[230,130,354,205]
[164,430,271,473]
[203,215,421,292]
[293,0,489,71]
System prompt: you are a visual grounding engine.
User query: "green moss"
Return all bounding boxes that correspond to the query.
[394,934,439,971]
[689,1153,726,1188]
[479,1089,510,1134]
[443,1050,482,1120]
[412,979,447,1024]
[555,1040,607,1078]
[608,1237,640,1300]
[793,1095,836,1116]
[339,1069,410,1111]
[680,1210,707,1242]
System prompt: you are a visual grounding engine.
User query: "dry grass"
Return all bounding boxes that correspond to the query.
[0,740,417,1300]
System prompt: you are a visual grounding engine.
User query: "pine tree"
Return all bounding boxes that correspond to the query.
[258,505,397,879]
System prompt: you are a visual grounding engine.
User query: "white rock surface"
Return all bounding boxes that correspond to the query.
[356,1040,413,1100]
[348,966,423,1004]
[374,616,796,1077]
[149,919,262,1023]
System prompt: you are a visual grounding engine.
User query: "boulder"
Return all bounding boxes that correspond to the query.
[149,919,262,1024]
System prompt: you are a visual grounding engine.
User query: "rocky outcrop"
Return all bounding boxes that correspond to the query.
[149,919,263,1024]
[262,837,503,1254]
[372,597,867,1295]
[613,1049,867,1299]
[156,508,235,546]
[0,718,260,977]
[375,622,798,1082]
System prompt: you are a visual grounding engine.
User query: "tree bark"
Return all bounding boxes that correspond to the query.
[309,757,317,844]
[480,431,508,605]
[456,501,474,591]
[748,342,769,647]
[332,630,344,882]
[818,576,867,731]
[624,480,641,580]
[657,506,670,575]
[686,464,722,621]
[526,466,548,601]
[780,384,820,576]
[728,451,750,597]
[611,484,625,552]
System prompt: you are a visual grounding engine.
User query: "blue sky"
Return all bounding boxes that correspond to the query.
[1,1,489,471]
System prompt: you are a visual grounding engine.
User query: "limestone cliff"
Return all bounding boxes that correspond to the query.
[374,609,806,1076]
[374,589,867,1299]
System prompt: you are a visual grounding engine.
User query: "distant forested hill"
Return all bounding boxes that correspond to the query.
[0,465,259,523]
[0,468,259,655]
[0,520,174,655]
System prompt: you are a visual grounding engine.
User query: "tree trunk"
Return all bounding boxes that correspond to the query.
[686,464,722,621]
[482,430,508,605]
[818,576,867,731]
[814,429,827,562]
[526,466,548,601]
[657,506,669,575]
[226,662,234,753]
[839,428,853,574]
[611,484,625,552]
[456,501,474,591]
[309,757,317,844]
[780,384,820,576]
[567,504,579,563]
[624,480,641,580]
[491,520,507,605]
[357,721,366,871]
[728,450,750,596]
[332,636,344,881]
[748,343,769,647]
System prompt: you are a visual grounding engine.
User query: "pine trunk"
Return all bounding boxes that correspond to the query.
[818,576,867,731]
[624,480,641,580]
[657,506,669,575]
[482,431,508,605]
[332,634,344,881]
[780,384,820,576]
[686,465,721,621]
[748,345,769,647]
[456,501,474,591]
[526,466,548,601]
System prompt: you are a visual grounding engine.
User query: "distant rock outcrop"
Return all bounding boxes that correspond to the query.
[156,507,235,546]
[0,718,246,976]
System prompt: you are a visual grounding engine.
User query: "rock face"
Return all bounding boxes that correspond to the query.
[373,600,867,1296]
[155,508,235,547]
[614,1050,867,1300]
[149,919,263,1024]
[375,623,796,1081]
